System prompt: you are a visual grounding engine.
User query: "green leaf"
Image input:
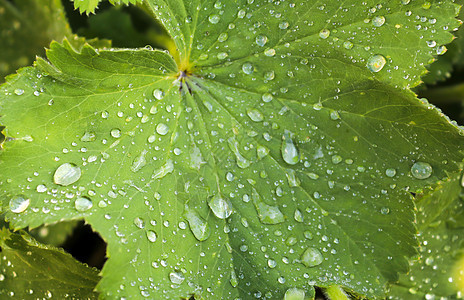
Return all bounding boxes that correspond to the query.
[388,172,464,299]
[1,0,464,299]
[71,0,143,15]
[422,1,464,85]
[0,227,100,298]
[29,220,80,246]
[0,0,71,82]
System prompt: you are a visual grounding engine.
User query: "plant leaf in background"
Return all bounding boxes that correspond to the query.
[0,227,100,299]
[70,0,143,15]
[0,0,71,83]
[0,0,464,299]
[388,173,464,299]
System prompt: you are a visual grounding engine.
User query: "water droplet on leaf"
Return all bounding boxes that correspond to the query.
[319,29,330,39]
[9,195,30,213]
[301,247,323,267]
[75,197,92,212]
[284,288,305,300]
[247,108,264,122]
[367,54,386,72]
[281,130,299,165]
[208,194,233,219]
[372,16,386,27]
[411,162,432,179]
[184,205,210,241]
[242,62,254,74]
[169,272,185,284]
[54,163,81,186]
[252,188,284,224]
[146,230,157,242]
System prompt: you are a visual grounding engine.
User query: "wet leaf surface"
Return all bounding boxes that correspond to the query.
[1,0,464,299]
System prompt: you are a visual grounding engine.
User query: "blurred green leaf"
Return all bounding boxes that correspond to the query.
[0,227,100,299]
[0,0,71,82]
[388,172,464,299]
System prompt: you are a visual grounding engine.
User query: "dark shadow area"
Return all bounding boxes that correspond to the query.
[61,221,107,269]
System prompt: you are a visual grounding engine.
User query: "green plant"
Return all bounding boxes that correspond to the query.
[1,0,464,299]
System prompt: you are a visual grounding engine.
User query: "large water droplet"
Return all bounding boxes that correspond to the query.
[319,29,330,39]
[110,128,121,138]
[294,209,304,222]
[153,159,174,179]
[257,145,269,160]
[247,108,264,122]
[14,89,24,96]
[131,150,148,172]
[156,123,169,135]
[184,205,210,241]
[252,188,284,224]
[146,230,157,242]
[208,194,233,219]
[281,130,299,165]
[54,163,81,186]
[242,62,254,74]
[153,88,165,100]
[301,247,323,267]
[75,197,93,212]
[385,168,396,177]
[230,269,238,287]
[256,34,268,47]
[9,195,30,213]
[372,16,386,27]
[81,131,96,142]
[411,162,432,179]
[169,272,185,284]
[284,288,305,300]
[286,169,301,187]
[189,145,205,170]
[134,217,145,229]
[367,54,386,72]
[228,137,251,168]
[208,14,220,24]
